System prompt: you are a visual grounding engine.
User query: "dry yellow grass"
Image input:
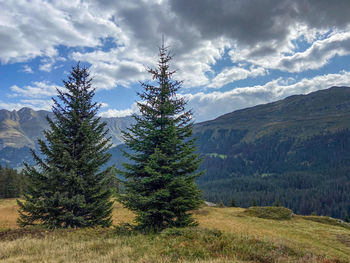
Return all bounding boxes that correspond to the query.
[111,201,135,225]
[0,199,349,262]
[0,199,18,229]
[0,198,135,229]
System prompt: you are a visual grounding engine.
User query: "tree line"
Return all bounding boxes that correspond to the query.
[197,130,350,220]
[0,166,25,198]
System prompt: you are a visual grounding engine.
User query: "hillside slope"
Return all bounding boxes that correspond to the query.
[1,199,350,262]
[195,86,350,147]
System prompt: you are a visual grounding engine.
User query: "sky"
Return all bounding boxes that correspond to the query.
[2,0,350,122]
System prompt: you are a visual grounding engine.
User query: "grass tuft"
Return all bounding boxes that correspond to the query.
[300,215,350,230]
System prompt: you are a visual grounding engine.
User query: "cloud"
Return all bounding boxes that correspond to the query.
[99,102,139,118]
[277,30,350,72]
[185,70,350,122]
[170,0,350,74]
[9,82,61,99]
[0,99,53,111]
[99,108,134,118]
[170,0,350,47]
[209,66,267,88]
[68,0,350,90]
[0,0,121,64]
[39,58,56,72]
[232,29,350,73]
[100,102,109,108]
[73,49,150,90]
[22,65,33,74]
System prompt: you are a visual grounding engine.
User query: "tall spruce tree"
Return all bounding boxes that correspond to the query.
[17,64,114,228]
[119,44,202,231]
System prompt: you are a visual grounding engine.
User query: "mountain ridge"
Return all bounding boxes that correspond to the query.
[194,86,350,145]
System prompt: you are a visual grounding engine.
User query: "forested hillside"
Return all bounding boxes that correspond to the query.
[195,86,350,219]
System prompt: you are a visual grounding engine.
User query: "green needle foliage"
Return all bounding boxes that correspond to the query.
[17,64,114,228]
[119,44,203,231]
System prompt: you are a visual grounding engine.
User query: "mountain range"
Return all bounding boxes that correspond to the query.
[1,86,350,219]
[0,108,134,150]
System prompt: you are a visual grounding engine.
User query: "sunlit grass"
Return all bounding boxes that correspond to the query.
[0,198,18,230]
[0,198,349,262]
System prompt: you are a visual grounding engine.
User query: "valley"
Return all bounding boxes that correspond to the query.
[2,86,350,219]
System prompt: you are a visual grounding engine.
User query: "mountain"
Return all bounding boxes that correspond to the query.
[194,86,350,219]
[0,108,134,151]
[194,86,350,144]
[0,108,134,168]
[0,108,49,150]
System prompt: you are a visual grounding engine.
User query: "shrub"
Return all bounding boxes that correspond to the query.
[244,206,293,220]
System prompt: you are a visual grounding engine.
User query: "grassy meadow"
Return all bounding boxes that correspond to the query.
[0,198,350,262]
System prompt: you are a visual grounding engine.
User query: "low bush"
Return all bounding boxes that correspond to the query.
[244,206,293,220]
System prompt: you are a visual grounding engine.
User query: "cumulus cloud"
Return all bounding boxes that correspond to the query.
[0,0,121,64]
[277,30,350,72]
[22,65,33,74]
[169,0,350,77]
[99,108,134,118]
[233,29,350,73]
[69,0,350,89]
[70,0,231,90]
[99,102,139,118]
[100,102,109,108]
[8,82,61,99]
[72,49,150,90]
[209,66,267,88]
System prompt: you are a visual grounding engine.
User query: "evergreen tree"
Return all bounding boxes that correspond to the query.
[17,64,114,228]
[119,43,202,231]
[230,198,236,207]
[217,200,225,208]
[273,200,280,207]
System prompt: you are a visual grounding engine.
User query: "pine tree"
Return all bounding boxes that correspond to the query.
[230,198,236,207]
[17,64,114,228]
[119,43,202,231]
